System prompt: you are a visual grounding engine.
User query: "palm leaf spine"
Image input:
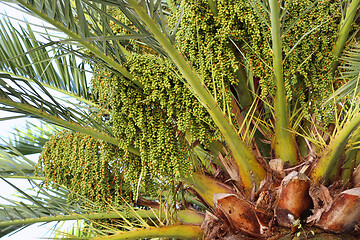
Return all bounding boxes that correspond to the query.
[127,0,266,192]
[0,210,168,227]
[270,0,298,164]
[0,175,45,180]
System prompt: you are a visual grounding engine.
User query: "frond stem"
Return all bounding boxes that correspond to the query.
[270,0,298,164]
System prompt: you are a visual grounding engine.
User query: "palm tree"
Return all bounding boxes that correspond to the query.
[1,0,360,239]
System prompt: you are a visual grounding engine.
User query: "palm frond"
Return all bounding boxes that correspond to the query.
[0,146,70,236]
[0,179,81,237]
[0,73,139,155]
[0,134,46,179]
[0,150,36,178]
[331,0,360,74]
[0,17,93,105]
[11,0,177,90]
[0,121,60,156]
[329,44,360,100]
[0,145,149,237]
[0,170,177,238]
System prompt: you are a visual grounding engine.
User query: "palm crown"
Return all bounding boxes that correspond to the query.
[0,0,360,239]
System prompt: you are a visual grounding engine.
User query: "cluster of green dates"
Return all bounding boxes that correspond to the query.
[38,0,344,207]
[38,130,130,209]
